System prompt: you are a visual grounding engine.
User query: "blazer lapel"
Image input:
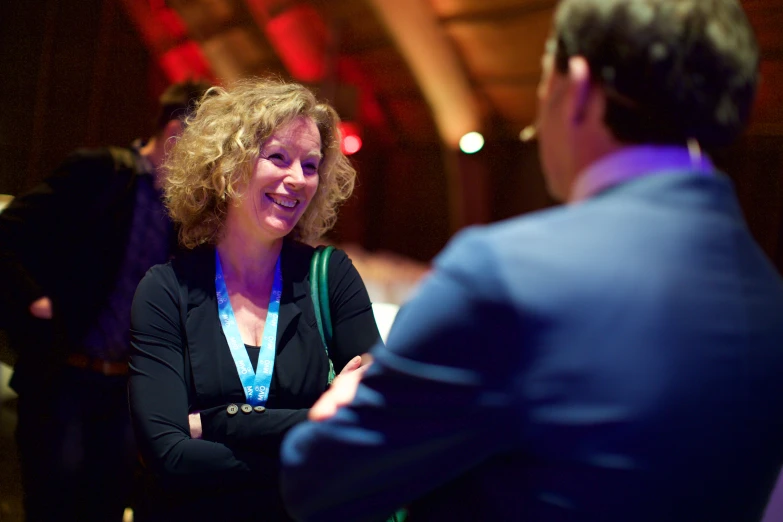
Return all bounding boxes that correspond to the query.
[180,247,235,403]
[277,239,310,349]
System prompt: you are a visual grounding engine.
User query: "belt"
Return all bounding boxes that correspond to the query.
[65,353,129,376]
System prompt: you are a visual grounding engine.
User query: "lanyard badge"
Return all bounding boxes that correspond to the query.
[215,250,282,406]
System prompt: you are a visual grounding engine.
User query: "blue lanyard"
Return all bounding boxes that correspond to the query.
[215,250,282,406]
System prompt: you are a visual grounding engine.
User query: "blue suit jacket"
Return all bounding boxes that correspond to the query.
[281,172,783,522]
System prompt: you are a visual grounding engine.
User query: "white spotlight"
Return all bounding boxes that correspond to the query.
[459,132,484,154]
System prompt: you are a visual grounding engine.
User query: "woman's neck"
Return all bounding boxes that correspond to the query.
[216,232,283,292]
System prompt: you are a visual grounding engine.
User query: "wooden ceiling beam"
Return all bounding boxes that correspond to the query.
[118,0,214,82]
[473,73,540,86]
[436,0,557,25]
[366,0,480,148]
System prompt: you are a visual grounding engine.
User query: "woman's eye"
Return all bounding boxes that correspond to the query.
[303,163,319,174]
[267,153,285,161]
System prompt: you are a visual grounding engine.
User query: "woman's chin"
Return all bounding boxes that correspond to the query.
[256,217,297,241]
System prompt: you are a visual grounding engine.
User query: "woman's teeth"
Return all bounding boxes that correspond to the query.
[269,195,297,208]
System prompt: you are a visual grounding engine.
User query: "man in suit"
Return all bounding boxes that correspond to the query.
[280,1,783,521]
[0,79,210,521]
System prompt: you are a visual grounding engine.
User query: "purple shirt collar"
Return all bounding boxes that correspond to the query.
[570,145,715,203]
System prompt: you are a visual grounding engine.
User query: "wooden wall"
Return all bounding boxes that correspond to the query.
[0,0,162,196]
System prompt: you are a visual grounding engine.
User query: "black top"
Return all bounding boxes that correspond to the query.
[245,344,261,370]
[128,240,382,521]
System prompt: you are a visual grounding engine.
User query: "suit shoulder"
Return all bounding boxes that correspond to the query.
[49,146,136,191]
[431,224,519,298]
[56,147,120,173]
[486,205,596,240]
[433,205,607,292]
[438,206,573,261]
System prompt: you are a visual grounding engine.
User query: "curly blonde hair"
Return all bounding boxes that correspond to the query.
[163,78,356,248]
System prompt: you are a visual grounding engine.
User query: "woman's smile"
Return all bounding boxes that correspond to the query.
[225,116,322,244]
[266,193,299,209]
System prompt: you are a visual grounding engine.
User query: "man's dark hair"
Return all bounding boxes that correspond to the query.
[154,79,213,132]
[552,0,759,148]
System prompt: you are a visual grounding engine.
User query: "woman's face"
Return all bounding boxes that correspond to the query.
[227,116,322,245]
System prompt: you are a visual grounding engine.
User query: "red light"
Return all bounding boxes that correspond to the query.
[342,135,362,155]
[339,122,362,155]
[264,6,328,82]
[159,42,212,83]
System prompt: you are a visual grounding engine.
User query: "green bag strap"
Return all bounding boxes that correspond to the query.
[317,245,334,345]
[309,245,336,384]
[310,246,408,522]
[389,508,408,522]
[309,246,325,347]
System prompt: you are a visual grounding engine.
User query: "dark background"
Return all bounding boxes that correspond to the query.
[2,1,780,269]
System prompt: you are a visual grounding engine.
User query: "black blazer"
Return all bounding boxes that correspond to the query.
[128,240,381,520]
[0,147,150,391]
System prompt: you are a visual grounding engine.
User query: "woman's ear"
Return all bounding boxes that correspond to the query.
[566,56,592,125]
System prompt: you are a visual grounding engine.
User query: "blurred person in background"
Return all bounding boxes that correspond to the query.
[0,79,211,521]
[279,1,783,521]
[128,79,379,521]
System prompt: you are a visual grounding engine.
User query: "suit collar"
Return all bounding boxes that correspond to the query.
[571,145,715,203]
[277,239,313,342]
[575,169,745,226]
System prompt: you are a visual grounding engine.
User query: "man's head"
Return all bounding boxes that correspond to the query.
[153,79,214,138]
[536,0,759,200]
[143,79,213,179]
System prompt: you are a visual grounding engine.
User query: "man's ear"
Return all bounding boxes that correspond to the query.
[163,119,185,142]
[566,56,592,125]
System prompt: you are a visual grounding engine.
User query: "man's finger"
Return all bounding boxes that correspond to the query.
[309,368,365,421]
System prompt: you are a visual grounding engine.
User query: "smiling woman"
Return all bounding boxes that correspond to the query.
[127,78,381,521]
[225,117,322,250]
[164,79,356,248]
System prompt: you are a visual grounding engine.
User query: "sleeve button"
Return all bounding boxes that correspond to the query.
[226,404,239,416]
[253,406,266,413]
[240,404,253,414]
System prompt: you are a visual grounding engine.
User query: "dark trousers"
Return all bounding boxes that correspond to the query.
[16,366,136,522]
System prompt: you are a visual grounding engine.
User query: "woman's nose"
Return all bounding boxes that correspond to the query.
[285,161,306,187]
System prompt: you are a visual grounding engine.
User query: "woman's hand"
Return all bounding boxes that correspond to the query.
[309,355,372,422]
[189,412,203,439]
